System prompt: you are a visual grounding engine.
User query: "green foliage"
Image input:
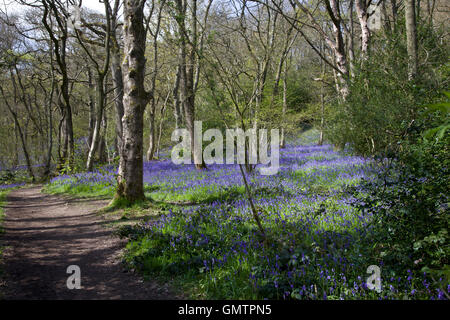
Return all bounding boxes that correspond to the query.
[352,135,449,284]
[339,23,450,288]
[326,21,449,156]
[258,71,316,131]
[45,183,113,198]
[0,170,16,184]
[0,168,31,185]
[420,91,450,142]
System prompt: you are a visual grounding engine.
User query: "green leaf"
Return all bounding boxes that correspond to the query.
[443,91,450,99]
[436,124,450,140]
[420,102,450,114]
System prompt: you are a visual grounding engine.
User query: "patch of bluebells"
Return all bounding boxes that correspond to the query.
[48,139,448,299]
[0,182,26,190]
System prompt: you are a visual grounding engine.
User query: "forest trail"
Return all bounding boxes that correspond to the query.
[0,186,177,300]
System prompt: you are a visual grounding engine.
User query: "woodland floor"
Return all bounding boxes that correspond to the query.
[0,186,179,300]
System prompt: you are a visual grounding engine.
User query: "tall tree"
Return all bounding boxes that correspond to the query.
[73,1,112,171]
[174,0,212,169]
[146,0,167,161]
[268,0,350,99]
[40,0,75,171]
[109,0,125,158]
[0,83,35,181]
[115,0,152,203]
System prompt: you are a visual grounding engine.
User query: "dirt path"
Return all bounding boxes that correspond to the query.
[0,186,178,300]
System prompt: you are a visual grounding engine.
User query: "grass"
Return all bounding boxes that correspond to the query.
[43,183,114,199]
[148,185,246,204]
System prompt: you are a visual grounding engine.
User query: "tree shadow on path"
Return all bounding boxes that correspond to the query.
[0,186,181,300]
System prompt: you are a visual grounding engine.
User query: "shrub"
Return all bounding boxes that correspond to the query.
[352,134,449,287]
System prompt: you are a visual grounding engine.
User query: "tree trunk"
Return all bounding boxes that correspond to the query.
[173,63,182,129]
[87,68,95,148]
[145,1,165,161]
[61,83,74,171]
[86,76,106,171]
[318,86,325,146]
[14,116,35,182]
[44,56,56,179]
[41,1,74,171]
[13,122,19,167]
[355,0,370,62]
[347,0,355,76]
[115,0,150,203]
[146,108,156,161]
[0,86,35,181]
[156,103,167,159]
[111,46,124,156]
[98,111,108,163]
[108,0,124,157]
[405,0,418,80]
[176,0,205,169]
[328,0,349,99]
[280,60,288,148]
